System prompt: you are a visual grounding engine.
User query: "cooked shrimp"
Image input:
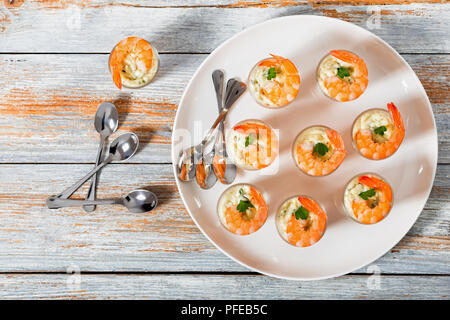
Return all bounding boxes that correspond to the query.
[212,154,226,184]
[355,102,405,160]
[296,127,346,176]
[286,197,327,247]
[351,175,392,224]
[232,122,278,169]
[223,187,268,235]
[320,50,368,102]
[195,159,207,188]
[252,54,300,107]
[109,37,154,89]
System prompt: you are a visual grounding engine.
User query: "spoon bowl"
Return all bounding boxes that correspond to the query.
[110,132,139,162]
[95,102,119,138]
[122,189,158,213]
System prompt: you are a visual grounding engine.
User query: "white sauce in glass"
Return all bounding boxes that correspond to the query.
[343,174,389,221]
[249,65,278,108]
[226,120,275,170]
[293,126,331,161]
[352,109,393,140]
[276,197,301,242]
[121,50,159,88]
[317,54,353,96]
[217,184,265,234]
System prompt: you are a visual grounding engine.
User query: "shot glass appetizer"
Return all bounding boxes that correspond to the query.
[217,184,268,235]
[226,119,278,170]
[317,50,368,102]
[293,126,346,176]
[276,196,327,247]
[343,173,393,224]
[352,102,405,160]
[248,54,300,108]
[109,37,159,89]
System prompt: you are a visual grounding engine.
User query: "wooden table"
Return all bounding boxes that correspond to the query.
[0,0,448,299]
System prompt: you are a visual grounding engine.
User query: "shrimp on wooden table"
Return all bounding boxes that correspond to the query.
[294,126,346,176]
[317,49,368,102]
[109,37,159,89]
[353,102,405,160]
[249,54,301,108]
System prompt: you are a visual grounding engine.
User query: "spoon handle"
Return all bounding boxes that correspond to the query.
[55,155,112,199]
[83,135,106,212]
[47,196,121,209]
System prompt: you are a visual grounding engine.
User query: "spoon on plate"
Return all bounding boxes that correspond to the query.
[211,71,237,184]
[194,70,227,189]
[83,102,119,212]
[52,132,139,200]
[177,78,246,182]
[47,189,158,213]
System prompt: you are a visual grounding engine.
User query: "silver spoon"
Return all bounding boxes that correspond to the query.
[194,70,226,190]
[47,189,158,213]
[212,71,237,184]
[83,102,119,212]
[53,132,139,200]
[177,79,246,182]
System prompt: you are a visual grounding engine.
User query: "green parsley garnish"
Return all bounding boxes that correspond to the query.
[267,67,276,80]
[337,67,351,79]
[313,143,329,157]
[294,206,309,220]
[237,199,254,213]
[359,189,376,200]
[245,135,254,147]
[374,126,387,136]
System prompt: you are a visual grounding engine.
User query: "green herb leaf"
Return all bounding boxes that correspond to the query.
[294,206,309,220]
[374,126,387,136]
[313,143,329,157]
[337,67,351,79]
[237,199,254,213]
[359,189,376,200]
[267,67,276,80]
[245,135,254,147]
[239,188,245,196]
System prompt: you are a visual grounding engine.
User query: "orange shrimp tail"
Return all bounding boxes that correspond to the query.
[387,102,404,130]
[330,50,360,65]
[111,65,122,90]
[271,54,299,76]
[234,123,267,134]
[212,155,226,184]
[195,161,206,188]
[358,175,385,189]
[297,197,324,216]
[325,128,345,151]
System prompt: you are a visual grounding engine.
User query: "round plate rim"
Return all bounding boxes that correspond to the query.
[170,15,438,280]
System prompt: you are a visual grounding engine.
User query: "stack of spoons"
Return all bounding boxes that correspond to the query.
[46,102,158,213]
[177,70,247,189]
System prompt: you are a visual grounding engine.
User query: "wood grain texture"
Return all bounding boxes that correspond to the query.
[0,53,448,164]
[0,3,449,53]
[0,274,448,299]
[0,0,448,298]
[0,163,447,273]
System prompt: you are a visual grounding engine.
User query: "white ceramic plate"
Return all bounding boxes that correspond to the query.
[171,15,437,280]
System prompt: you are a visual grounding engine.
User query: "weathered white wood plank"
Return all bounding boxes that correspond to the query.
[0,53,448,164]
[0,163,447,274]
[0,3,449,53]
[0,274,448,299]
